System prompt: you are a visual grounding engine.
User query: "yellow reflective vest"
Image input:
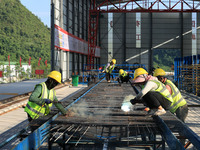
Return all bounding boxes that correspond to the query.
[24,82,56,119]
[150,80,173,103]
[121,71,128,78]
[105,63,115,73]
[165,79,187,113]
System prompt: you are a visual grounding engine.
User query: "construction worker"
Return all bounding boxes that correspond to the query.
[102,59,116,82]
[117,69,131,83]
[24,71,67,122]
[153,68,188,122]
[130,68,173,116]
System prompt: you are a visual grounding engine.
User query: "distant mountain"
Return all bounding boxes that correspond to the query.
[0,0,51,68]
[153,49,181,72]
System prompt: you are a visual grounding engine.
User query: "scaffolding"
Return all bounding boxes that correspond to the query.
[174,55,200,96]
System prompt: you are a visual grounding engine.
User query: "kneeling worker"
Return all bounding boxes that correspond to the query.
[24,71,67,122]
[130,68,173,116]
[153,68,188,122]
[117,69,131,83]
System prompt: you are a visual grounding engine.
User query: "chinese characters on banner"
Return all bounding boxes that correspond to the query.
[192,13,197,56]
[54,24,100,57]
[136,13,141,48]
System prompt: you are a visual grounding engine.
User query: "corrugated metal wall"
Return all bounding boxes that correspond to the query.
[99,12,199,71]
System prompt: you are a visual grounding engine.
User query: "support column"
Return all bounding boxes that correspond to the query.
[59,0,64,81]
[51,0,55,71]
[123,13,126,63]
[149,12,153,73]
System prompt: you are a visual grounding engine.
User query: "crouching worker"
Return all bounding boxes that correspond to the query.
[24,71,67,122]
[102,59,116,82]
[130,68,173,116]
[153,68,188,122]
[117,69,131,84]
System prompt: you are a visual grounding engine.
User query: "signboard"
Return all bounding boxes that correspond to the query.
[0,71,3,77]
[35,70,44,75]
[136,13,141,48]
[54,25,100,57]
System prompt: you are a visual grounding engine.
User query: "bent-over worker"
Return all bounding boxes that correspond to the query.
[24,71,67,122]
[130,68,173,116]
[153,68,188,122]
[102,59,116,82]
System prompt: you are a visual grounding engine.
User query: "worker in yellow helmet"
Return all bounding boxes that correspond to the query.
[153,68,188,122]
[24,71,67,124]
[117,69,131,84]
[102,59,116,82]
[130,68,173,116]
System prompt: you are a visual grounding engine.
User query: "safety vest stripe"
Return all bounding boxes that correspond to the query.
[172,90,179,98]
[166,94,171,98]
[26,104,44,116]
[151,80,173,103]
[159,84,166,93]
[41,83,46,99]
[167,82,179,98]
[53,90,55,100]
[169,97,184,110]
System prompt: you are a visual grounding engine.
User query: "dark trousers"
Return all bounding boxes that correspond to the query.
[119,75,130,83]
[106,73,111,81]
[175,104,188,122]
[27,113,33,122]
[142,91,172,110]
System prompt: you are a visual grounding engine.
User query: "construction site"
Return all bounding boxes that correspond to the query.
[1,0,200,149]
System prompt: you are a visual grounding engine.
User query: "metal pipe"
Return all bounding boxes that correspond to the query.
[75,126,91,146]
[153,115,185,150]
[65,125,82,144]
[49,126,63,141]
[54,125,74,142]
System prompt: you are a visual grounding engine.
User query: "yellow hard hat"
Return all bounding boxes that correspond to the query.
[111,59,116,64]
[153,68,166,77]
[48,71,61,83]
[133,68,148,80]
[119,69,124,75]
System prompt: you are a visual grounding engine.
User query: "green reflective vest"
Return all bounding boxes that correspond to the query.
[150,80,173,103]
[24,82,56,119]
[165,79,187,113]
[105,63,115,73]
[121,71,128,78]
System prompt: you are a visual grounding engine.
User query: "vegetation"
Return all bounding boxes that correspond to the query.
[0,0,51,77]
[153,49,180,72]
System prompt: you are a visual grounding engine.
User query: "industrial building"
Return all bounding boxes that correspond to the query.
[1,0,200,150]
[51,0,200,82]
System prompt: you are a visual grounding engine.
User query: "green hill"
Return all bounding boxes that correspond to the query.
[0,0,51,69]
[153,49,181,72]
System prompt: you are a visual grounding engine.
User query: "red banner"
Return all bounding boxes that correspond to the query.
[28,57,31,66]
[38,57,41,66]
[19,57,22,67]
[45,60,47,67]
[8,55,10,66]
[35,70,44,75]
[0,71,3,77]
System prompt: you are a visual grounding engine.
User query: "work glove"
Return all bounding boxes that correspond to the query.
[44,99,52,104]
[130,98,137,105]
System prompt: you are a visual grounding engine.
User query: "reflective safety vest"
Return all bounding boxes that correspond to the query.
[165,79,187,113]
[121,71,128,78]
[24,82,56,119]
[105,63,115,73]
[150,80,173,103]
